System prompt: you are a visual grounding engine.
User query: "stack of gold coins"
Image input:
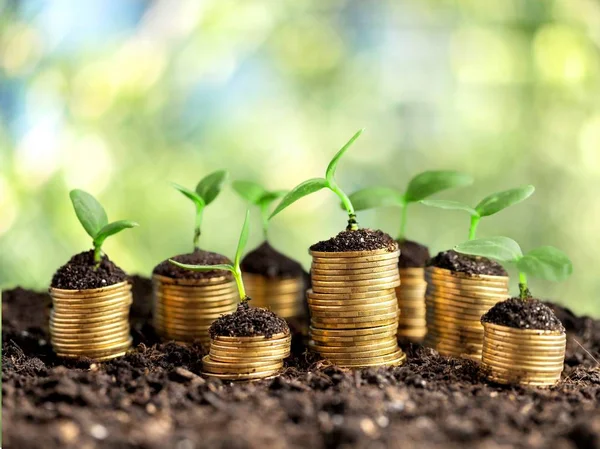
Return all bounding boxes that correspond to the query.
[424,266,509,361]
[49,281,132,361]
[396,268,428,342]
[481,322,566,386]
[153,274,238,347]
[243,273,305,319]
[307,248,406,368]
[202,331,291,380]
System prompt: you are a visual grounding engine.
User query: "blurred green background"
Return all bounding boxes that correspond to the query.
[0,0,599,317]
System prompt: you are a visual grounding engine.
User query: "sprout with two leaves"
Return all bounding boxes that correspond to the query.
[270,130,363,230]
[347,171,473,241]
[233,181,287,240]
[172,170,228,250]
[170,210,252,302]
[455,237,573,300]
[70,189,139,265]
[421,185,535,240]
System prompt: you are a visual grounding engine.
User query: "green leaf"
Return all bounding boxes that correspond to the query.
[93,220,139,247]
[420,199,479,216]
[405,170,473,203]
[232,180,266,204]
[169,260,234,273]
[454,237,523,263]
[347,187,404,211]
[258,190,288,207]
[172,183,205,210]
[475,185,535,217]
[235,209,251,268]
[270,177,328,219]
[325,129,364,184]
[516,246,573,282]
[69,189,108,238]
[195,170,228,205]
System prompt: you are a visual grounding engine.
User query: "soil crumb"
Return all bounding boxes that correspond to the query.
[51,250,128,290]
[209,302,289,338]
[398,239,431,268]
[153,249,233,280]
[483,297,565,331]
[428,249,507,276]
[241,241,305,278]
[310,228,397,253]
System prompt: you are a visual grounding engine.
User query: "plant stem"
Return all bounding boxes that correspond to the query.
[518,272,530,300]
[193,206,204,249]
[468,216,480,240]
[329,183,358,230]
[233,266,247,302]
[260,203,270,241]
[93,243,102,266]
[397,204,408,241]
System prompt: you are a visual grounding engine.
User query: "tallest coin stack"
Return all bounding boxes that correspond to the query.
[308,244,406,368]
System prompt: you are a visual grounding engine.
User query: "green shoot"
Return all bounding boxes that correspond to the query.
[348,171,473,241]
[69,189,139,264]
[454,236,573,300]
[172,170,228,250]
[421,185,535,240]
[232,180,287,240]
[270,130,364,231]
[169,209,252,302]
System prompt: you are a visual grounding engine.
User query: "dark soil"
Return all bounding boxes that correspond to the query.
[310,228,397,253]
[51,250,128,290]
[209,302,289,338]
[428,250,508,277]
[398,239,431,268]
[482,297,566,332]
[3,278,600,449]
[153,249,233,280]
[241,241,305,278]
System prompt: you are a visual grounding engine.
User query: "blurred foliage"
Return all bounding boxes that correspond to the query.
[0,0,599,317]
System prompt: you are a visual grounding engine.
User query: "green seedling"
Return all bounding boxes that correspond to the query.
[455,236,572,300]
[70,189,139,265]
[170,209,251,302]
[172,170,228,249]
[270,130,364,230]
[232,180,287,240]
[347,171,473,241]
[421,185,535,240]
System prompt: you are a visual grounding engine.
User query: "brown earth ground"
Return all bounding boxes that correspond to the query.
[2,276,600,449]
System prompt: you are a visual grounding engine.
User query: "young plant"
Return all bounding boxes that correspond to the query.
[347,171,473,241]
[70,189,139,264]
[172,170,228,250]
[232,180,287,240]
[421,185,535,240]
[170,209,251,302]
[270,129,363,230]
[454,236,573,300]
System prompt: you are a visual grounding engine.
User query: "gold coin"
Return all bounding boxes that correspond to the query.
[154,303,237,315]
[309,338,398,354]
[426,267,508,283]
[51,329,130,344]
[52,338,131,353]
[202,355,283,369]
[311,318,397,330]
[311,310,398,323]
[311,265,401,276]
[484,323,565,338]
[49,281,131,297]
[210,340,291,350]
[309,248,399,258]
[310,322,397,336]
[308,299,398,312]
[209,348,290,359]
[425,286,508,301]
[425,295,500,310]
[312,282,400,294]
[310,306,398,319]
[306,288,396,300]
[321,348,405,367]
[482,350,565,366]
[311,273,400,286]
[311,260,400,270]
[310,269,399,282]
[201,368,281,381]
[212,332,290,343]
[307,295,396,307]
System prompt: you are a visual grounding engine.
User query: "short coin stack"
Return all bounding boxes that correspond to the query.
[396,268,428,342]
[202,331,291,380]
[308,247,406,368]
[153,274,238,347]
[424,266,509,361]
[243,273,305,319]
[49,281,132,361]
[481,322,566,387]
